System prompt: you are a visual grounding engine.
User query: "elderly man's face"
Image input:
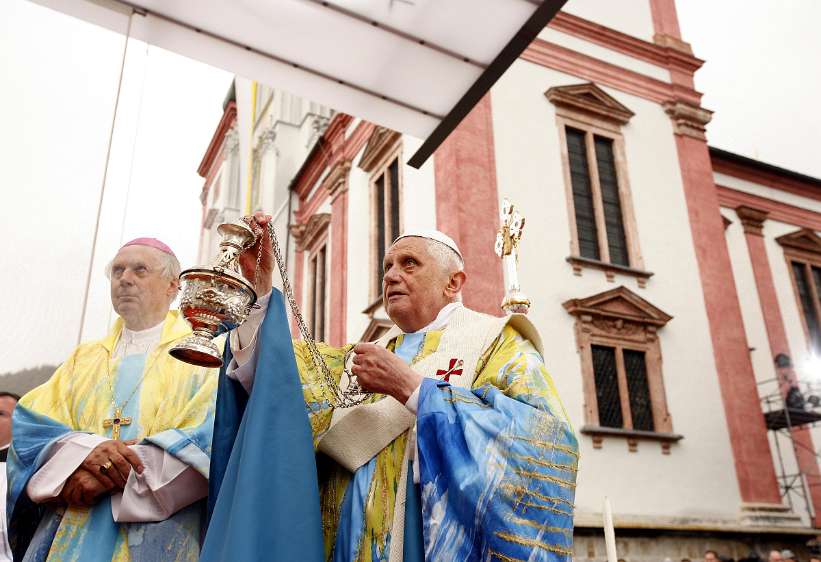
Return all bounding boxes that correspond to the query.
[382,237,457,332]
[109,246,178,330]
[0,396,17,446]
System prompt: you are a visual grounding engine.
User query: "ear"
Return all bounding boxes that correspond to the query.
[167,277,181,299]
[444,270,466,298]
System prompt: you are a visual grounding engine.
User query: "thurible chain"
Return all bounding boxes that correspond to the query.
[253,221,370,407]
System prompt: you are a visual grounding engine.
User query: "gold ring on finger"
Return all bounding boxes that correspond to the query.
[99,460,113,474]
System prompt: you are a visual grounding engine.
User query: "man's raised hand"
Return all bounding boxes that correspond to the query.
[238,211,274,296]
[351,343,423,404]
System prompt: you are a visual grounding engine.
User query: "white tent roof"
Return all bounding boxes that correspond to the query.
[30,0,566,167]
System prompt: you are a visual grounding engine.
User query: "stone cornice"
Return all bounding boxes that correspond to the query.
[548,12,702,74]
[198,101,237,178]
[523,39,703,107]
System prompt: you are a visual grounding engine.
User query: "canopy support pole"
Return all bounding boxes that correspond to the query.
[76,10,134,346]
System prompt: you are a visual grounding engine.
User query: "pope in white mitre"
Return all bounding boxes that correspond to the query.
[203,214,579,562]
[7,238,219,561]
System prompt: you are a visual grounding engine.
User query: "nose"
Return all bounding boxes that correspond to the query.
[382,264,400,285]
[119,269,137,285]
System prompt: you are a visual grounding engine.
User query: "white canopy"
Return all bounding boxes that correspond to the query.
[30,0,566,166]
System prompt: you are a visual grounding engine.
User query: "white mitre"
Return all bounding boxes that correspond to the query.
[393,229,463,260]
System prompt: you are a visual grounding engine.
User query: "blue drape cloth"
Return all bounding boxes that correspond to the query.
[415,379,577,561]
[6,408,71,559]
[202,289,324,562]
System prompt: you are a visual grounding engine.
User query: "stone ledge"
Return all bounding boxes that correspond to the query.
[573,509,814,536]
[580,425,682,454]
[740,502,805,528]
[566,256,654,287]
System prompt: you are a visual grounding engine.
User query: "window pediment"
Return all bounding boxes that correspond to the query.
[290,212,331,252]
[566,286,676,449]
[777,228,821,255]
[563,286,672,327]
[546,83,635,125]
[358,127,402,173]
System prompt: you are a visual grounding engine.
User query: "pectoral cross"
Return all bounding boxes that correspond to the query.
[436,358,464,382]
[103,408,132,440]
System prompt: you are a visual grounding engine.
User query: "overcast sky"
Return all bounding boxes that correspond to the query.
[0,0,819,373]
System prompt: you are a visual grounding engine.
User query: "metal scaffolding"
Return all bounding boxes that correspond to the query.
[759,354,821,524]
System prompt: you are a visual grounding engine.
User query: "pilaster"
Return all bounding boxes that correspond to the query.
[664,71,782,506]
[736,205,821,525]
[325,160,351,346]
[433,94,504,316]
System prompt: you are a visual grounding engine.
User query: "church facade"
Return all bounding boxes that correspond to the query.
[195,0,821,559]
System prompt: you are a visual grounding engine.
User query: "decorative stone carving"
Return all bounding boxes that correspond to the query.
[776,228,821,255]
[591,318,643,338]
[312,115,330,135]
[259,125,277,152]
[324,160,352,201]
[564,286,673,334]
[735,205,769,236]
[546,83,635,125]
[223,126,239,154]
[663,101,713,141]
[358,127,402,173]
[291,213,331,252]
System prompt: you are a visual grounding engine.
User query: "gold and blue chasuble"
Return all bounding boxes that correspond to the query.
[299,325,578,562]
[7,311,218,562]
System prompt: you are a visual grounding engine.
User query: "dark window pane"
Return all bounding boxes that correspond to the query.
[623,349,654,431]
[594,136,629,267]
[794,262,821,350]
[389,158,401,242]
[813,266,821,299]
[592,345,622,428]
[566,128,600,260]
[316,247,326,341]
[375,174,386,288]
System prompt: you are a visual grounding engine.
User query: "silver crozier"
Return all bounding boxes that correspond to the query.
[495,198,531,315]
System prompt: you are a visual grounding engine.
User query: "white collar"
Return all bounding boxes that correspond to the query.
[121,320,165,345]
[408,302,462,334]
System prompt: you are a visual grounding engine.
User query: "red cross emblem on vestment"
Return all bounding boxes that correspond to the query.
[436,358,464,382]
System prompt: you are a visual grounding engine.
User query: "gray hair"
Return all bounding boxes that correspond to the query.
[423,239,464,300]
[159,252,182,281]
